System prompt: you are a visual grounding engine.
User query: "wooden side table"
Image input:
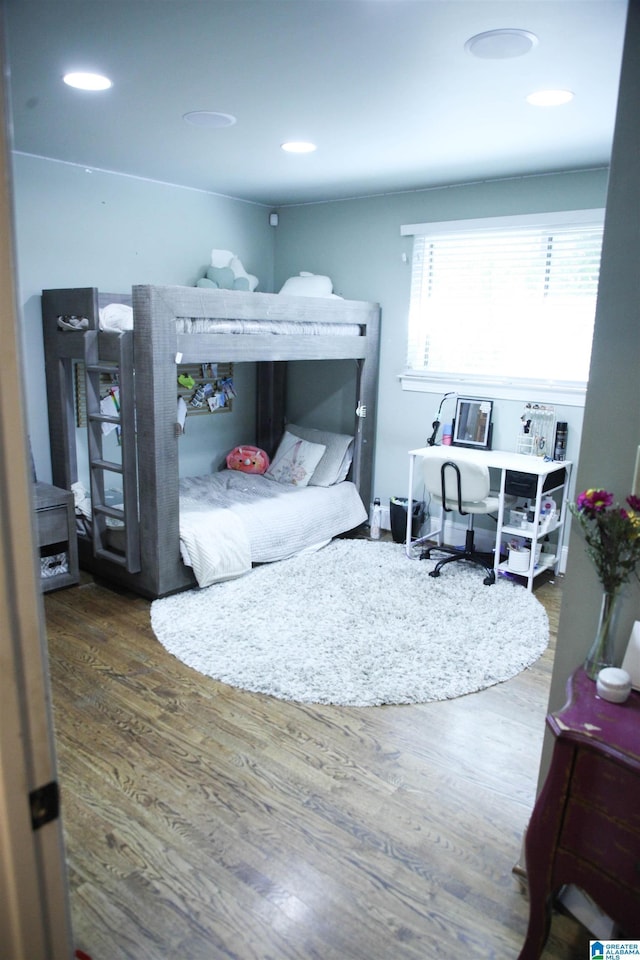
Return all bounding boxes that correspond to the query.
[518,668,640,959]
[34,482,79,592]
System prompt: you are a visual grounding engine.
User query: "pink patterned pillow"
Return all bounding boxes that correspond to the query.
[265,432,326,487]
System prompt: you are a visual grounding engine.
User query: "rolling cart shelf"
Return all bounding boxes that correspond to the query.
[499,555,557,577]
[500,520,562,539]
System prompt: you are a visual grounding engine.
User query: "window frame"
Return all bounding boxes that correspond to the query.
[400,209,605,407]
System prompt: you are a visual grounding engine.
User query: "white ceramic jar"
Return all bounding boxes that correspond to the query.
[596,666,632,703]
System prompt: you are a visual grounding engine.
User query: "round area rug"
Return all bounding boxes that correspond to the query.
[150,539,549,706]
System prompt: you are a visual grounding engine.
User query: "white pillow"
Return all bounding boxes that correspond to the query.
[286,423,354,486]
[265,432,326,487]
[278,272,333,298]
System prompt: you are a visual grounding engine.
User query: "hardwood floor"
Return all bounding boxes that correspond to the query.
[43,557,588,959]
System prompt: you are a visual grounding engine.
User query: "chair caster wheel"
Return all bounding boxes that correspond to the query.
[428,569,440,578]
[483,574,495,586]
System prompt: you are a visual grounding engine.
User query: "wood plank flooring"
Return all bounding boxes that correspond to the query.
[43,558,588,959]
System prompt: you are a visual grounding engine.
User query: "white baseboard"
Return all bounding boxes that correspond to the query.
[377,509,567,574]
[559,544,568,574]
[434,517,495,552]
[558,886,614,940]
[422,517,568,574]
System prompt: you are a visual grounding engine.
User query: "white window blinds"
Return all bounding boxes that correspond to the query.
[404,212,604,386]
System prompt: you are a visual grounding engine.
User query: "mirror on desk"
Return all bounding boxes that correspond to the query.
[451,398,493,450]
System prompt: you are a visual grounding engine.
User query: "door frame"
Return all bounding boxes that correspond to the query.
[0,23,74,960]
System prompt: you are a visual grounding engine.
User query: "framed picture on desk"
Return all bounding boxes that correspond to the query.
[451,398,493,450]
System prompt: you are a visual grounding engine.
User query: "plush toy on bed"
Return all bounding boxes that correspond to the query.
[226,445,270,474]
[196,249,259,292]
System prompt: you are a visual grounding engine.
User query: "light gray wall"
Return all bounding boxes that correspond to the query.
[12,154,274,482]
[13,152,609,506]
[541,1,640,772]
[286,359,358,436]
[273,169,609,516]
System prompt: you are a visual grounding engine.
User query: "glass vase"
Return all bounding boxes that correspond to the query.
[584,589,620,680]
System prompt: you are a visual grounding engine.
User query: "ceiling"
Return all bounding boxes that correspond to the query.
[3,0,628,207]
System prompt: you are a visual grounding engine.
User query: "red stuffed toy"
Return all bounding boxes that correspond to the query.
[226,445,270,474]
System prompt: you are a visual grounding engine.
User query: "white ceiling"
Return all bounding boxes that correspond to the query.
[3,0,628,207]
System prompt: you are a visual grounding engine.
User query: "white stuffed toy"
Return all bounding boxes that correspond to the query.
[278,272,342,298]
[195,249,259,292]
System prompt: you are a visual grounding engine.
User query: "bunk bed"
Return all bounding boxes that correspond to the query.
[41,284,380,598]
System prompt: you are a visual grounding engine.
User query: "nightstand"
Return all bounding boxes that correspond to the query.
[518,668,640,958]
[33,482,79,592]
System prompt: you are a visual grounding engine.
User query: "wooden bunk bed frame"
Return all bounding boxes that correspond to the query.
[42,285,380,598]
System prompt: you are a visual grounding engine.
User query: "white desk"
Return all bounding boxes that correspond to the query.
[407,446,572,591]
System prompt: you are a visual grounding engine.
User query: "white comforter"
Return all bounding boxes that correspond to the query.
[179,499,252,587]
[179,470,367,587]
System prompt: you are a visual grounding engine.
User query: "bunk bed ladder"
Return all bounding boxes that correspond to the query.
[84,330,141,572]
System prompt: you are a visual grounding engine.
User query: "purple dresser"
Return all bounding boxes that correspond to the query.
[518,668,640,958]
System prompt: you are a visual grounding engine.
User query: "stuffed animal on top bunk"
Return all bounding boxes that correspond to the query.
[226,445,270,474]
[278,271,342,299]
[195,249,259,292]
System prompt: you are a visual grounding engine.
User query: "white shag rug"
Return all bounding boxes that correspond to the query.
[150,539,549,707]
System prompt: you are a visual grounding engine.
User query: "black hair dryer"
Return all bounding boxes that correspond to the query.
[427,392,455,446]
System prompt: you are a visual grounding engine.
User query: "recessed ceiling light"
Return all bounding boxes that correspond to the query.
[63,72,112,91]
[183,111,237,128]
[465,29,538,59]
[526,89,574,106]
[281,141,317,154]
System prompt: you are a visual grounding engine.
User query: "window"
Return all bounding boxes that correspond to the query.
[402,210,604,398]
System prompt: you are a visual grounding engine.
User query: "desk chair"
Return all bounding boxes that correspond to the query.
[421,453,509,586]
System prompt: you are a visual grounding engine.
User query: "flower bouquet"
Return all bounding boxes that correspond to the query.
[570,488,640,678]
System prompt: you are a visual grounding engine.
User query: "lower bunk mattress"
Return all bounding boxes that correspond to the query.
[178,469,367,587]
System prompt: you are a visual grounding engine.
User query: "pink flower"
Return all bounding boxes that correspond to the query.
[576,488,614,515]
[570,487,640,593]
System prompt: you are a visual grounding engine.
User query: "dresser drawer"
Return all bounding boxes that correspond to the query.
[36,505,69,547]
[571,750,640,834]
[560,799,640,894]
[33,482,79,592]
